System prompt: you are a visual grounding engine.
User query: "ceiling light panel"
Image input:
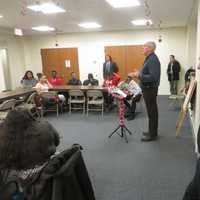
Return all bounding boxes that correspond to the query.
[14,28,23,36]
[78,22,102,29]
[32,26,55,32]
[27,3,66,14]
[0,15,3,18]
[131,19,153,26]
[106,0,140,8]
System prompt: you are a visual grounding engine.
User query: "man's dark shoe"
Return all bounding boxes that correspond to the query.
[127,115,135,121]
[143,132,150,136]
[124,113,130,118]
[141,135,157,142]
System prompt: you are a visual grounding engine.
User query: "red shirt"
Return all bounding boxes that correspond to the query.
[103,73,120,87]
[48,77,63,86]
[112,73,120,86]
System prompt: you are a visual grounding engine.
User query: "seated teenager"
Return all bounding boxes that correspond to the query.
[0,109,60,185]
[102,73,120,88]
[48,70,64,86]
[118,76,142,120]
[68,72,82,85]
[35,75,65,105]
[21,70,37,88]
[83,73,99,86]
[102,73,120,111]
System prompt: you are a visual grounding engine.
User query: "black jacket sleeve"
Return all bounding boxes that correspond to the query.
[183,159,200,200]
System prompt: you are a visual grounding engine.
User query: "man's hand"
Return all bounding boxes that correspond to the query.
[128,71,139,78]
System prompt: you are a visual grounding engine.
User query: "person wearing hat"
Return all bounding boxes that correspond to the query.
[118,75,142,121]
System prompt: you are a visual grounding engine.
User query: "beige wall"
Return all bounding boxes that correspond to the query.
[0,35,25,89]
[22,27,187,95]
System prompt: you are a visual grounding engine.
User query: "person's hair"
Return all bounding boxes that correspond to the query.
[88,73,93,79]
[71,72,76,76]
[52,70,57,74]
[145,41,156,51]
[22,70,34,80]
[170,55,175,59]
[0,109,60,170]
[37,73,43,80]
[105,55,112,61]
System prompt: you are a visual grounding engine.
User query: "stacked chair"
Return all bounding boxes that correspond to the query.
[0,99,16,122]
[17,92,40,119]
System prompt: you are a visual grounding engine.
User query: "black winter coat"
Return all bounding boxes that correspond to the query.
[26,145,95,200]
[167,60,181,81]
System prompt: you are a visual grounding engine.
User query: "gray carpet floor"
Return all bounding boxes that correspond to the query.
[46,96,197,200]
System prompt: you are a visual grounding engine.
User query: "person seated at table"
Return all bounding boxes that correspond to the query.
[20,70,37,88]
[35,75,65,105]
[103,72,120,88]
[68,72,82,85]
[83,73,99,86]
[0,109,60,186]
[118,75,142,120]
[35,75,53,94]
[102,73,120,111]
[180,69,196,110]
[48,70,64,86]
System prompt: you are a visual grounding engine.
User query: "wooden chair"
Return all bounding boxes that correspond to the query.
[86,90,104,116]
[17,92,40,119]
[68,90,85,114]
[0,99,16,121]
[40,91,60,117]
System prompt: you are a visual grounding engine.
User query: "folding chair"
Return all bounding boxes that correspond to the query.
[86,90,104,116]
[68,90,85,114]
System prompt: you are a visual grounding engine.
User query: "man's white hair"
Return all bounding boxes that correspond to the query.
[145,41,156,51]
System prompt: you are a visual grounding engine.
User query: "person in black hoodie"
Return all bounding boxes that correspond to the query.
[183,127,200,199]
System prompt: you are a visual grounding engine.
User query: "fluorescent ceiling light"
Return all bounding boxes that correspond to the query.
[0,15,3,18]
[32,26,55,32]
[14,28,23,36]
[27,3,66,14]
[78,22,102,29]
[106,0,140,8]
[131,19,153,26]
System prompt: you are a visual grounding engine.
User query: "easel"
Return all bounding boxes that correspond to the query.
[108,93,133,143]
[176,79,197,137]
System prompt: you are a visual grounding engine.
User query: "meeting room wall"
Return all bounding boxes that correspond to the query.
[22,27,187,95]
[0,35,25,90]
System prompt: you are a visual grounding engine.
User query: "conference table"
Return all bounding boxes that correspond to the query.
[0,88,35,102]
[0,85,107,102]
[50,85,106,92]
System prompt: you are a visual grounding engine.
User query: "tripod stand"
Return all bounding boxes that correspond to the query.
[108,94,133,143]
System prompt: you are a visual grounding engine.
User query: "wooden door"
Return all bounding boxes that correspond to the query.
[41,48,79,84]
[125,45,144,74]
[104,46,126,79]
[104,45,145,81]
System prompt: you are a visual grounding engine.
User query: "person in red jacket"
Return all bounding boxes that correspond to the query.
[48,70,64,86]
[103,73,120,111]
[103,73,120,88]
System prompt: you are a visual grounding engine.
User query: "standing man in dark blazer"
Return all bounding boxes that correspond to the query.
[103,55,117,79]
[130,41,161,142]
[167,55,181,95]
